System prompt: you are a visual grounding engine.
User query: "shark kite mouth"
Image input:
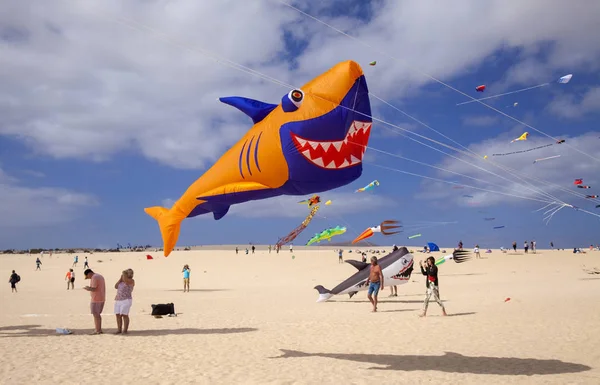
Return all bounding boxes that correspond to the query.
[291,121,372,169]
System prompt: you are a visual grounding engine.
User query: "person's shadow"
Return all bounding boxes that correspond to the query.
[272,349,591,375]
[0,324,257,338]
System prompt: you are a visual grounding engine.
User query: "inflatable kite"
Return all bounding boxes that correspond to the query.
[314,247,414,302]
[434,250,472,266]
[369,61,376,66]
[306,226,347,246]
[476,85,486,92]
[355,180,379,192]
[298,195,321,207]
[352,220,402,244]
[511,132,529,143]
[577,185,591,189]
[574,179,583,185]
[145,61,373,256]
[276,205,320,248]
[586,195,598,199]
[557,74,573,84]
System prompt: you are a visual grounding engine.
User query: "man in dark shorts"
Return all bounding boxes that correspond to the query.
[9,270,19,293]
[83,269,106,335]
[366,256,384,312]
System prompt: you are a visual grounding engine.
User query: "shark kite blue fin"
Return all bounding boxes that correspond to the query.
[219,97,277,124]
[345,260,369,271]
[213,205,230,220]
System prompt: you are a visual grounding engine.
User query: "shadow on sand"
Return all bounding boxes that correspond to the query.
[164,289,229,292]
[0,324,257,338]
[272,349,591,375]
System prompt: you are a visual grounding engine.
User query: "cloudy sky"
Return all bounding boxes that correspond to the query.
[1,0,599,250]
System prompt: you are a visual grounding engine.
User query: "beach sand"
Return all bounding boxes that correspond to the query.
[1,246,599,384]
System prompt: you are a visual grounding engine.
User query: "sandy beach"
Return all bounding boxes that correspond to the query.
[1,246,599,384]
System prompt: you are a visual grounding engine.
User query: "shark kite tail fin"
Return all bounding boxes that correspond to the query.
[314,285,334,302]
[452,249,472,263]
[144,206,183,257]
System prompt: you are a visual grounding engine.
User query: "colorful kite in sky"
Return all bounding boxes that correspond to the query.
[435,250,472,266]
[351,220,402,244]
[557,74,573,84]
[145,61,373,256]
[276,205,320,248]
[511,132,529,143]
[298,195,321,207]
[476,85,486,92]
[355,180,379,192]
[306,226,347,246]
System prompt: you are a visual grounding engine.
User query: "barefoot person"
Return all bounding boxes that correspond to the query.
[65,269,75,290]
[182,264,190,293]
[419,257,447,317]
[8,270,19,293]
[114,269,135,334]
[83,269,106,335]
[366,256,384,312]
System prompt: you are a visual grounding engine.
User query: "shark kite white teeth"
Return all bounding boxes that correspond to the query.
[314,247,414,302]
[291,121,371,169]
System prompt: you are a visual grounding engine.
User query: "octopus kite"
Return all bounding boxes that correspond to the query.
[298,195,321,207]
[276,205,320,248]
[352,220,402,244]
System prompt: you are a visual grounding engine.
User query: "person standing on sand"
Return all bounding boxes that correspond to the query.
[235,247,238,254]
[338,249,343,263]
[72,255,78,268]
[290,244,293,253]
[524,241,529,253]
[114,269,135,334]
[268,245,271,253]
[550,241,554,250]
[389,285,397,297]
[512,241,517,252]
[35,257,42,271]
[419,257,447,317]
[366,256,384,312]
[182,265,190,292]
[474,244,481,259]
[83,256,89,269]
[532,240,536,253]
[251,245,255,254]
[65,269,75,290]
[83,269,106,335]
[9,270,19,293]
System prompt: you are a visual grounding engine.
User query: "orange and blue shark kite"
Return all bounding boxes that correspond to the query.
[145,61,373,256]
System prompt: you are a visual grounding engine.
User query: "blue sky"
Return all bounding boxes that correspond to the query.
[1,0,599,250]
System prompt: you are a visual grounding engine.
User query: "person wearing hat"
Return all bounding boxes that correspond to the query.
[83,269,106,335]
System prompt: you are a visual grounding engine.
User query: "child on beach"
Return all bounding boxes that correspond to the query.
[182,265,190,292]
[35,258,42,271]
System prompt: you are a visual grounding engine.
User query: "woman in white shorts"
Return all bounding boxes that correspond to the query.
[114,269,135,334]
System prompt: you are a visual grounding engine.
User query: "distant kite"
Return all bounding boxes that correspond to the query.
[493,138,564,157]
[533,155,561,164]
[484,218,496,221]
[557,74,573,84]
[574,179,583,185]
[493,226,505,229]
[511,132,529,143]
[408,234,421,239]
[577,185,591,189]
[586,195,598,199]
[355,180,379,192]
[476,85,486,92]
[306,226,347,246]
[352,220,402,244]
[369,61,376,66]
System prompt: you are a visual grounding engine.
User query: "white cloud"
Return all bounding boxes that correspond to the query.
[0,167,98,228]
[1,0,599,172]
[414,131,600,209]
[547,86,600,119]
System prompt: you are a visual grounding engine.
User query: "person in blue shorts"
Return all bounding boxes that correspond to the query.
[366,256,384,312]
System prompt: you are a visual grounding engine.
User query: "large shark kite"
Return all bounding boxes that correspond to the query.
[145,61,373,256]
[314,247,415,302]
[314,248,471,302]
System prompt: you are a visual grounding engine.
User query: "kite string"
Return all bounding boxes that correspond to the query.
[366,162,556,205]
[369,94,565,204]
[101,9,598,216]
[275,0,600,164]
[456,83,550,106]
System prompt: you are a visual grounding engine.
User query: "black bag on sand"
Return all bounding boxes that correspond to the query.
[151,303,176,316]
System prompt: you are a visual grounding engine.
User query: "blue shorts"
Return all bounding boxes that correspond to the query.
[368,281,381,296]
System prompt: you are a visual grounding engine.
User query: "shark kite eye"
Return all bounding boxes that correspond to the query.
[281,89,304,112]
